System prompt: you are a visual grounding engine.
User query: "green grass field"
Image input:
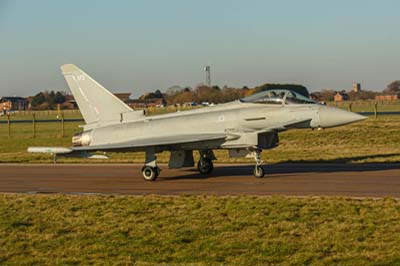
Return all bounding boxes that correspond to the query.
[0,114,399,164]
[329,100,400,113]
[0,110,82,121]
[1,194,400,265]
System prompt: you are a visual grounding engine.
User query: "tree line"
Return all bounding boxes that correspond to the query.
[30,80,400,110]
[163,83,309,105]
[30,91,67,110]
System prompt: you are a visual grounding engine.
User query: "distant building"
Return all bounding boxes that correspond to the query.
[128,98,166,109]
[55,92,133,109]
[334,92,349,102]
[25,96,33,109]
[375,94,400,101]
[63,94,78,109]
[0,97,27,112]
[127,99,147,109]
[353,83,361,93]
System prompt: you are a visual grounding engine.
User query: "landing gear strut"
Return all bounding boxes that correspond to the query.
[142,148,161,181]
[197,150,215,175]
[253,149,265,178]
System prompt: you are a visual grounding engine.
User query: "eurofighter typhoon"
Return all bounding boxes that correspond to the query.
[28,64,366,181]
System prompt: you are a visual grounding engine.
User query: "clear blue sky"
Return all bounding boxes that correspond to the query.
[1,0,399,97]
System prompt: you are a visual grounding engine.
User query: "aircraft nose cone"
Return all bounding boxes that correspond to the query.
[319,106,367,128]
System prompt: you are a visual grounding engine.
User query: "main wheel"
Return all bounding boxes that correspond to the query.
[253,165,265,178]
[197,158,214,175]
[142,166,159,181]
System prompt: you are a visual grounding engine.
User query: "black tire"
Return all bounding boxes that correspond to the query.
[253,165,265,178]
[197,158,214,175]
[142,166,158,181]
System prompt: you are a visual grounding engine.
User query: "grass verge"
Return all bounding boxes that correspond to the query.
[1,194,400,265]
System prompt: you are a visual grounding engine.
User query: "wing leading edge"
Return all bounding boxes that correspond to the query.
[72,133,228,152]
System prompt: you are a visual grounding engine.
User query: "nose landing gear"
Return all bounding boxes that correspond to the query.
[253,149,265,178]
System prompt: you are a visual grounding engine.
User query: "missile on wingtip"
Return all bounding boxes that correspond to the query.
[27,147,73,154]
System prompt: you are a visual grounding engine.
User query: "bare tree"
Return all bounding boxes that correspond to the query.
[384,81,400,94]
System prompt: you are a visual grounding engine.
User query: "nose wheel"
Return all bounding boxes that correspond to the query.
[254,165,265,178]
[253,149,265,178]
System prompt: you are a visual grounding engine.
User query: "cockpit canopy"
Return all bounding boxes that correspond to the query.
[240,89,316,105]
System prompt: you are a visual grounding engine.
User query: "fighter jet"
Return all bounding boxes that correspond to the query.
[28,64,366,181]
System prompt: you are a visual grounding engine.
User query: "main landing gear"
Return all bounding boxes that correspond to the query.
[253,149,265,178]
[142,166,160,181]
[197,150,215,175]
[198,157,214,174]
[142,148,161,181]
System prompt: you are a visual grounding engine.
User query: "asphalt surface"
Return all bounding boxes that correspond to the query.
[1,163,399,197]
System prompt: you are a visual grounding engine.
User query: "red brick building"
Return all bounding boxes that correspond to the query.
[375,94,399,101]
[334,92,348,102]
[128,98,165,109]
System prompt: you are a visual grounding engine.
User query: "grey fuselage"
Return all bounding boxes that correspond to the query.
[76,100,360,152]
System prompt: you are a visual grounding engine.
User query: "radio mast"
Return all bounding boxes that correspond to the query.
[204,66,211,87]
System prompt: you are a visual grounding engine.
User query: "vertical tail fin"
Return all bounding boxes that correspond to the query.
[61,64,132,125]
